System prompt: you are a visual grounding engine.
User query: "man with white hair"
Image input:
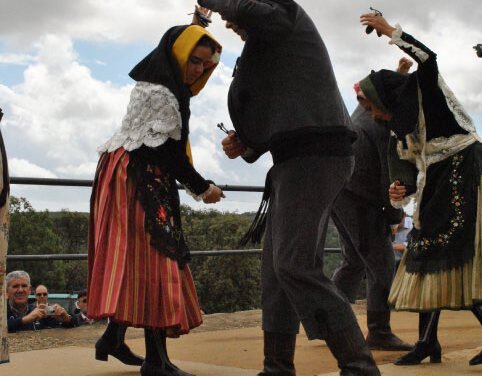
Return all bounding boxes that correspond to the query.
[6,271,75,332]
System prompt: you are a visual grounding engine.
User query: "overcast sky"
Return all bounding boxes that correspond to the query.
[0,0,481,213]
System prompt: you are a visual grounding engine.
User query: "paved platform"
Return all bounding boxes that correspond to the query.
[2,310,481,375]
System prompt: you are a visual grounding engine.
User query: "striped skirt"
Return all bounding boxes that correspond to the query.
[389,180,482,311]
[87,148,202,334]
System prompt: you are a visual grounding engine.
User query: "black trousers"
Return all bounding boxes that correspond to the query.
[331,190,395,313]
[261,155,359,340]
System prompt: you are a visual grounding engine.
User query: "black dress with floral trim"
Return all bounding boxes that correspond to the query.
[128,138,209,269]
[388,30,482,275]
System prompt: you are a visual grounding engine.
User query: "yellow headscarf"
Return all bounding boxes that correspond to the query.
[172,25,222,165]
[172,25,222,97]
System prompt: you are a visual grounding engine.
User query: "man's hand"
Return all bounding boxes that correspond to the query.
[389,180,407,201]
[222,131,246,159]
[198,0,218,11]
[22,307,47,324]
[360,13,397,38]
[47,304,71,323]
[396,57,413,75]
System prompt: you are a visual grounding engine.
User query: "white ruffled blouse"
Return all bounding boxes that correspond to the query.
[98,82,182,153]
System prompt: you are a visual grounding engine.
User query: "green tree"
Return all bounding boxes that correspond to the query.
[8,196,66,291]
[181,206,261,313]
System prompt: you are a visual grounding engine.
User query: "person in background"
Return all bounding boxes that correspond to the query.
[200,0,380,374]
[392,212,412,272]
[87,7,223,376]
[34,284,49,306]
[331,58,413,352]
[72,289,94,325]
[7,271,75,332]
[33,284,74,327]
[358,12,482,367]
[0,107,9,364]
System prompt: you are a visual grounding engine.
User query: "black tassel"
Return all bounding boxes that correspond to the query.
[239,172,272,246]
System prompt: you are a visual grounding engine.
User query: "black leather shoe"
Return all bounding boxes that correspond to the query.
[394,341,441,366]
[95,337,144,366]
[366,332,413,351]
[469,351,482,366]
[257,332,296,376]
[366,331,413,351]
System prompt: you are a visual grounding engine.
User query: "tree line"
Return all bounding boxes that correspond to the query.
[6,196,346,313]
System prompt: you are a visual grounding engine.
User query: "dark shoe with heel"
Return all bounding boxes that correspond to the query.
[141,329,194,376]
[95,337,144,366]
[394,341,441,365]
[469,350,482,366]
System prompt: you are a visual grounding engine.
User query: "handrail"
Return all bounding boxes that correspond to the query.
[7,177,341,261]
[10,177,265,192]
[6,248,342,261]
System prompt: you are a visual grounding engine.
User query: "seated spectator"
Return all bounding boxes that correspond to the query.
[392,213,413,271]
[72,289,94,325]
[34,284,49,306]
[6,271,76,332]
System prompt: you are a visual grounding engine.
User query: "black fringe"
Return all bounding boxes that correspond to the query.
[239,172,272,246]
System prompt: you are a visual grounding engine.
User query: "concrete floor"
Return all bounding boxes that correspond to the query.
[2,310,481,376]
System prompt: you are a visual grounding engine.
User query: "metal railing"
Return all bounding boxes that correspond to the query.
[7,176,341,262]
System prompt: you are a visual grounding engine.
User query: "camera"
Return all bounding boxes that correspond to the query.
[474,44,482,58]
[46,305,56,315]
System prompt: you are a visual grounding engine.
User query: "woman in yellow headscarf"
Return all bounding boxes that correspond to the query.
[87,10,223,376]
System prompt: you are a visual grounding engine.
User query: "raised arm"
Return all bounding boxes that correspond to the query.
[198,0,295,40]
[360,13,439,85]
[360,14,437,65]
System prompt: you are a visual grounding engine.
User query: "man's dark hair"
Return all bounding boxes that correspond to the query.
[77,289,87,299]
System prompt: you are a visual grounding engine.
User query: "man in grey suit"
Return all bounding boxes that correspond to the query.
[200,0,381,375]
[331,103,412,351]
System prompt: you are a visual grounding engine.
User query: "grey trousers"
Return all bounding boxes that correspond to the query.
[331,190,395,313]
[261,155,358,340]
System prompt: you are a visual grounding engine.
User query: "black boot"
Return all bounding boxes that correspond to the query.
[141,329,194,376]
[366,310,413,351]
[324,322,381,376]
[257,332,296,376]
[95,321,144,365]
[394,311,441,366]
[469,304,482,366]
[469,351,482,366]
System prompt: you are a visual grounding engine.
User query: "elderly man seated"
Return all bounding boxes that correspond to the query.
[6,271,75,332]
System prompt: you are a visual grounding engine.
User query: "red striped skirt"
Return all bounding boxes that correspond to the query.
[87,148,202,335]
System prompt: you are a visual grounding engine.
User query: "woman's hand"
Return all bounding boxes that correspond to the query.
[202,184,224,204]
[360,13,397,38]
[192,5,212,27]
[396,57,413,75]
[389,180,407,201]
[222,131,246,159]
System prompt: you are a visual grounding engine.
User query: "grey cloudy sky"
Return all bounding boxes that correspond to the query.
[0,0,481,212]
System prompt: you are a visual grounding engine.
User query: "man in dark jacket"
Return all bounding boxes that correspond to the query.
[199,0,380,375]
[331,58,413,352]
[6,271,75,332]
[331,105,412,351]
